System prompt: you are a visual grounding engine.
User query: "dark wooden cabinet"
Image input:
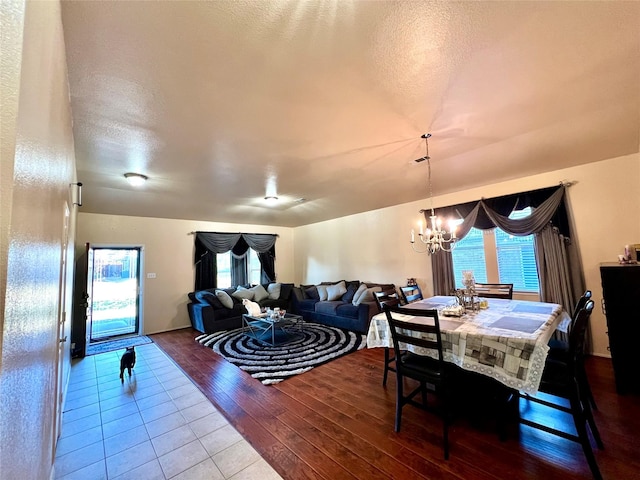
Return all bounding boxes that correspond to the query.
[599,263,640,394]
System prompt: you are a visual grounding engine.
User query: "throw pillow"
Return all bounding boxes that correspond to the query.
[249,284,269,302]
[231,286,254,301]
[316,284,329,301]
[195,290,224,309]
[352,283,368,305]
[326,281,347,301]
[342,282,359,303]
[305,285,320,300]
[267,282,282,300]
[354,286,382,306]
[214,289,234,309]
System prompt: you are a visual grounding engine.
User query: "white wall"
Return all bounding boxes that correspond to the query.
[76,214,294,334]
[294,153,640,357]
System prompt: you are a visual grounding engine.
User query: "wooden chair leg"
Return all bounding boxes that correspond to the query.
[394,373,403,432]
[383,347,390,386]
[569,393,603,480]
[582,396,604,449]
[579,366,598,411]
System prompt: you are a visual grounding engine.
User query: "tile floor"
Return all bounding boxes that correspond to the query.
[54,342,283,480]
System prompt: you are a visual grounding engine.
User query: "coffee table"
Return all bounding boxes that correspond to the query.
[242,313,305,346]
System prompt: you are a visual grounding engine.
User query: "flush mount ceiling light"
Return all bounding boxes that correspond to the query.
[124,172,148,186]
[264,195,279,204]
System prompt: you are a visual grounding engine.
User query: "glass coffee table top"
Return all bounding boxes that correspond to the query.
[242,313,304,346]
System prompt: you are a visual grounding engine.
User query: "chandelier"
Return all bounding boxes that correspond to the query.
[410,134,458,254]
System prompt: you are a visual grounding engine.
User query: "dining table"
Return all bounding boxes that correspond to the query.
[366,295,570,395]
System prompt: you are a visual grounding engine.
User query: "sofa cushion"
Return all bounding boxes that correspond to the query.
[232,286,254,301]
[326,281,347,301]
[214,303,245,320]
[249,284,269,302]
[335,303,360,319]
[195,290,224,309]
[316,284,330,301]
[267,282,281,299]
[315,301,342,316]
[215,289,234,309]
[296,298,318,312]
[279,283,293,300]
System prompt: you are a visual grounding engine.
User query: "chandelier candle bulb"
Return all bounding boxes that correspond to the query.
[411,229,415,243]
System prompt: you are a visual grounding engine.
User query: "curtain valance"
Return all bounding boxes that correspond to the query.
[428,185,570,240]
[195,232,278,258]
[193,232,278,289]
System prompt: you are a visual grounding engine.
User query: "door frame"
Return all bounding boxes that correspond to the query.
[87,244,145,342]
[53,202,72,458]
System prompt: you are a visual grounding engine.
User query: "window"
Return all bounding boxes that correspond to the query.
[216,252,232,288]
[451,228,487,284]
[494,209,539,292]
[452,208,540,293]
[216,248,262,288]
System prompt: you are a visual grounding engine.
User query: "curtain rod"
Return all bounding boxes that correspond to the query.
[188,231,280,236]
[476,180,574,201]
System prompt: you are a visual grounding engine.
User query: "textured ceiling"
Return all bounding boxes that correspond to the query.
[60,1,640,227]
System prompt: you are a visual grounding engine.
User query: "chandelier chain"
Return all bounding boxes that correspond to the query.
[410,133,458,254]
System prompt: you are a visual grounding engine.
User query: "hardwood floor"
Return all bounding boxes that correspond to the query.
[151,328,640,480]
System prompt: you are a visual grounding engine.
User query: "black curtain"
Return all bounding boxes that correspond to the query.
[257,246,276,284]
[194,232,278,290]
[433,185,570,239]
[194,236,217,290]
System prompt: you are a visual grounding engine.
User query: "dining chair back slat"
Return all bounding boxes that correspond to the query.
[376,291,402,386]
[400,285,424,304]
[474,283,514,299]
[384,305,451,459]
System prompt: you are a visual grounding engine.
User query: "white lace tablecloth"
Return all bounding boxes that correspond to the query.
[366,296,569,395]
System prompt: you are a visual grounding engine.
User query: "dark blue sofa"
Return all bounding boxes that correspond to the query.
[291,280,395,334]
[187,283,294,334]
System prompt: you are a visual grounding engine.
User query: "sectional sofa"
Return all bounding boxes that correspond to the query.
[187,282,294,333]
[290,280,396,333]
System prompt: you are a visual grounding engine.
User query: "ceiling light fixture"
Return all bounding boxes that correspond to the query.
[264,195,279,203]
[410,134,458,254]
[124,172,148,186]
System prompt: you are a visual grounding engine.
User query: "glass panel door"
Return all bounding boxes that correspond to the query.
[89,247,141,341]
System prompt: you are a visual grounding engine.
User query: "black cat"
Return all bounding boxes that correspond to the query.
[119,346,136,383]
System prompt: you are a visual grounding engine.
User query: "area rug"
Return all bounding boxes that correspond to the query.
[86,335,153,356]
[196,323,366,385]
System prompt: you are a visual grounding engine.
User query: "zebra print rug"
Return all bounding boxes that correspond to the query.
[195,323,366,385]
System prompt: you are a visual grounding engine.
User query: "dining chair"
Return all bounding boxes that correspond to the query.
[474,282,514,299]
[519,300,604,480]
[548,290,597,410]
[399,285,424,304]
[384,304,452,459]
[374,291,401,386]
